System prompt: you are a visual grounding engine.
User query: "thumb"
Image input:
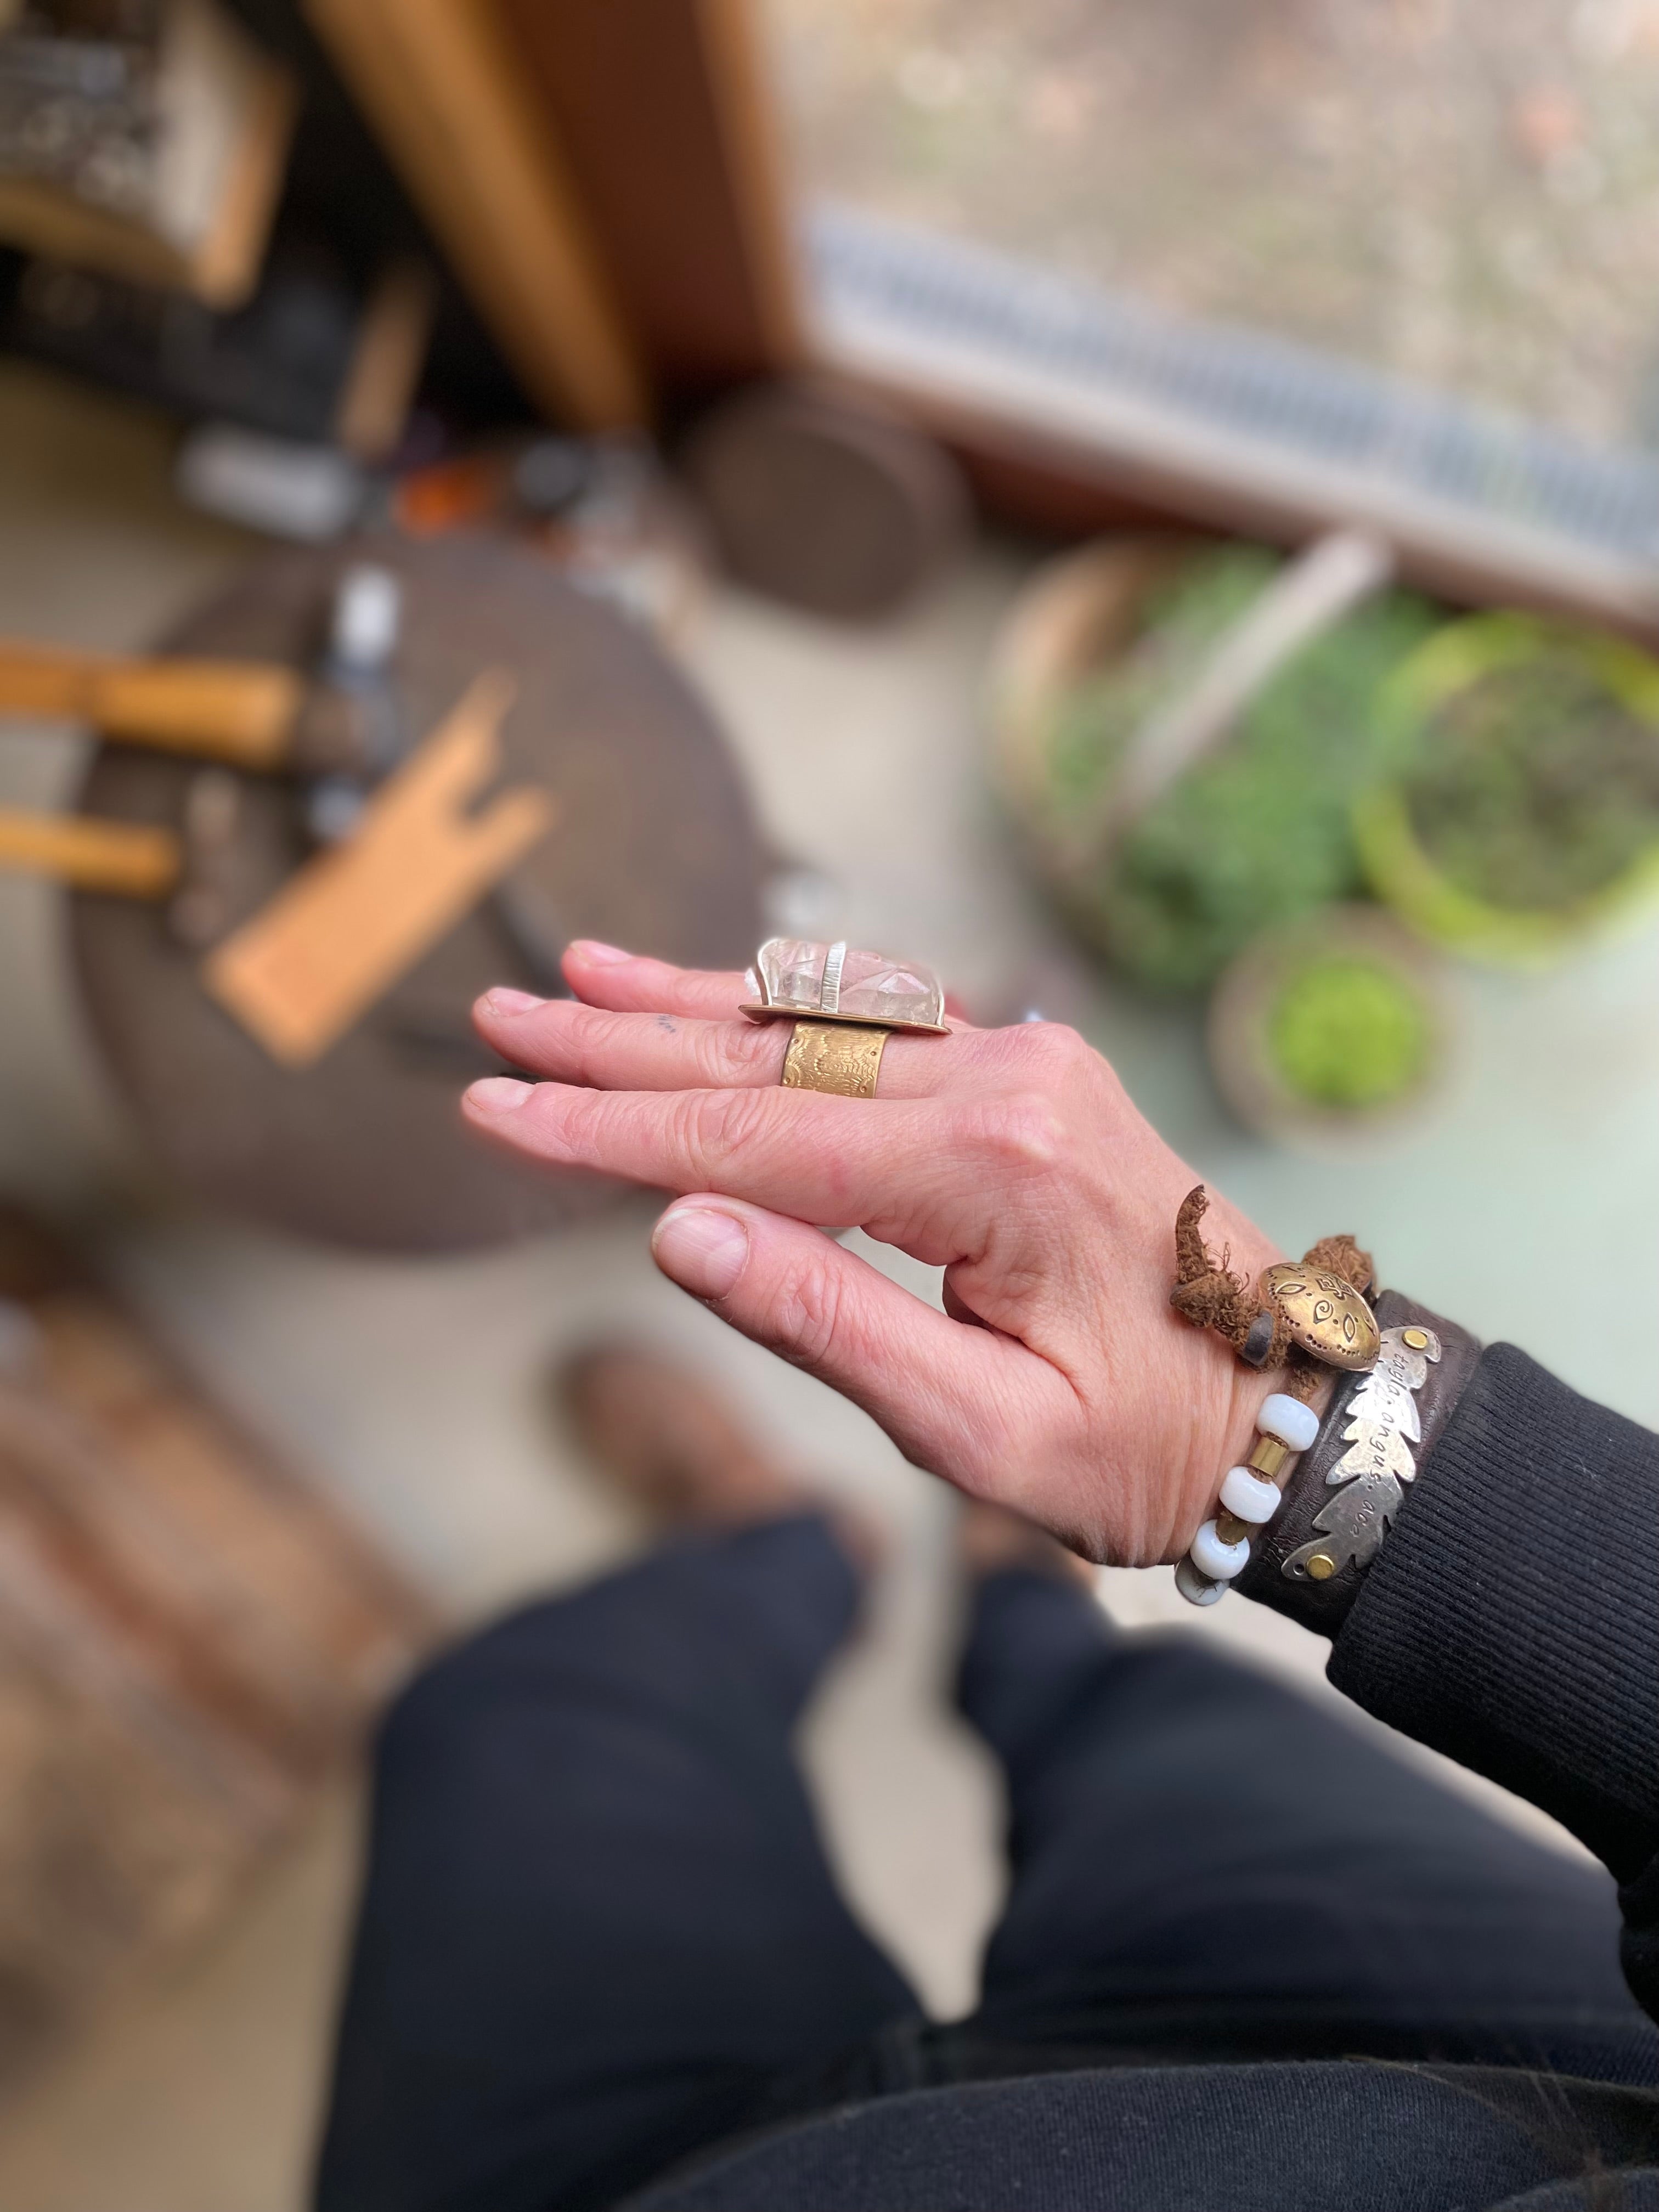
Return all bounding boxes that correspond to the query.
[650,1195,1040,1489]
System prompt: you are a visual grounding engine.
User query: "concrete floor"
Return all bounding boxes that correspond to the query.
[0,359,1653,2210]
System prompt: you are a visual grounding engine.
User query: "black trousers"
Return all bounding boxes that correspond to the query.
[314,1515,1651,2212]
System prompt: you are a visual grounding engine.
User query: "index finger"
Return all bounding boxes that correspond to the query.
[561,941,976,1033]
[562,942,749,1019]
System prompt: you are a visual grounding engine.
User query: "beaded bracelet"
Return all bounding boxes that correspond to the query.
[1169,1185,1380,1610]
[1174,1390,1321,1607]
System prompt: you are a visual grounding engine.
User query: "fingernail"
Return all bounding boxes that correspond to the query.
[652,1204,748,1299]
[481,987,543,1016]
[568,939,631,967]
[465,1076,533,1113]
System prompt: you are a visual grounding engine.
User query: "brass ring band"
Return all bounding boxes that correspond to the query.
[781,1020,888,1098]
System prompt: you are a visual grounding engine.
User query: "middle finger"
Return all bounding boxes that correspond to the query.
[472,990,981,1099]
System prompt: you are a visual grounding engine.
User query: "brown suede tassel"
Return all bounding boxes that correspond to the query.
[1171,1187,1374,1404]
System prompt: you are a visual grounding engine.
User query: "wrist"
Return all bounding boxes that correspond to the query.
[1159,1210,1285,1561]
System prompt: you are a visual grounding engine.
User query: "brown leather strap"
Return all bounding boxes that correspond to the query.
[1170,1186,1374,1404]
[1235,1291,1482,1638]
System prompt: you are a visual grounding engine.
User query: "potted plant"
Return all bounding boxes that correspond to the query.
[1207,904,1450,1147]
[1356,614,1659,966]
[990,537,1438,995]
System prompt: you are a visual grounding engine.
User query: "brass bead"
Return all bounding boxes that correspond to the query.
[1247,1435,1291,1480]
[1402,1327,1430,1351]
[1305,1552,1338,1582]
[1215,1510,1252,1547]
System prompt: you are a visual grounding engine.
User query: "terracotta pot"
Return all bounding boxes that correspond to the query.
[986,535,1195,854]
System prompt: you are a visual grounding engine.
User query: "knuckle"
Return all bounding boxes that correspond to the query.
[688,1023,737,1085]
[977,1019,1092,1095]
[1023,1021,1091,1081]
[561,1006,629,1085]
[964,1092,1066,1174]
[766,1251,847,1369]
[681,1084,771,1169]
[550,1086,603,1157]
[589,1007,639,1073]
[712,1019,779,1084]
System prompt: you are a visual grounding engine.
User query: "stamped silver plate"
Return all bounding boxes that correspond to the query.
[1283,1325,1442,1582]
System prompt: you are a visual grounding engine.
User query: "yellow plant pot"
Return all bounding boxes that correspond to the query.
[1356,614,1659,968]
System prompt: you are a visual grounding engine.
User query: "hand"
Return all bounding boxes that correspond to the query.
[464,944,1286,1566]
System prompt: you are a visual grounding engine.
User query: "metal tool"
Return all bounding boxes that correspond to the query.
[0,561,572,999]
[300,561,405,844]
[0,565,404,928]
[69,533,766,1251]
[0,805,178,896]
[0,618,389,777]
[286,562,569,986]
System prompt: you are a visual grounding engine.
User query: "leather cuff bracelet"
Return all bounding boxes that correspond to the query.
[1235,1291,1481,1637]
[1169,1187,1481,1623]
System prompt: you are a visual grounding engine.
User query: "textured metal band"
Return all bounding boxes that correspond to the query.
[781,1020,887,1098]
[1234,1290,1482,1638]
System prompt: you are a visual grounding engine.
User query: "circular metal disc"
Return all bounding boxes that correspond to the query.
[70,534,765,1252]
[680,387,967,620]
[1260,1261,1381,1371]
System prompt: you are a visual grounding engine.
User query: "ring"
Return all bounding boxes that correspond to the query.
[742,937,947,1097]
[781,1022,889,1098]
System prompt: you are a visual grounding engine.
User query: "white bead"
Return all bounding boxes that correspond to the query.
[1219,1464,1283,1525]
[1175,1555,1226,1607]
[1256,1392,1319,1452]
[1190,1518,1251,1582]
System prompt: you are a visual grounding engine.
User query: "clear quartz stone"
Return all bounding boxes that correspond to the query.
[758,939,827,1009]
[837,949,939,1026]
[753,939,943,1027]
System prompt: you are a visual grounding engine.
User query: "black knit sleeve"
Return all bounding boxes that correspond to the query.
[1327,1345,1659,2022]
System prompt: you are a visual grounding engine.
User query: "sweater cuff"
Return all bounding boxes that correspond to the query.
[1328,1344,1659,1879]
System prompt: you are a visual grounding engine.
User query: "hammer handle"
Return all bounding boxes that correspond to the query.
[0,809,182,897]
[0,642,303,769]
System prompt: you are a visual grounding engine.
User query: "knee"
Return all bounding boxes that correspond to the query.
[957,1570,1112,1724]
[371,1600,566,1778]
[371,1644,476,1785]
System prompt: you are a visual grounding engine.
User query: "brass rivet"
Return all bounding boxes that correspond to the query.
[1402,1327,1430,1351]
[1306,1552,1338,1582]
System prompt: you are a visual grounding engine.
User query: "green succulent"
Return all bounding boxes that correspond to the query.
[1267,955,1431,1109]
[1041,548,1438,995]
